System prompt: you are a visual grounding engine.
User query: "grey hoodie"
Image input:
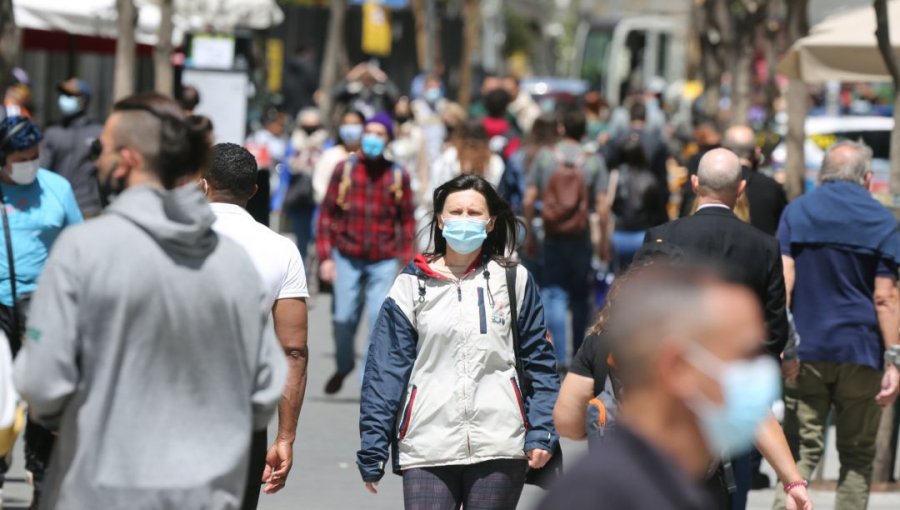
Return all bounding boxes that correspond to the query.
[14,185,286,510]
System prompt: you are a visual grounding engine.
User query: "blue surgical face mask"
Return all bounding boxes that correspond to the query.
[442,217,489,255]
[361,134,386,159]
[339,124,363,145]
[685,344,780,459]
[424,88,443,104]
[58,95,81,116]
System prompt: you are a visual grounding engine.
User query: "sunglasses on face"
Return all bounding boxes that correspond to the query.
[89,138,102,162]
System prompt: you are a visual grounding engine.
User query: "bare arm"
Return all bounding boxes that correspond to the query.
[782,255,795,308]
[263,297,309,493]
[874,276,899,350]
[756,414,813,510]
[874,276,900,407]
[553,373,595,440]
[595,190,611,261]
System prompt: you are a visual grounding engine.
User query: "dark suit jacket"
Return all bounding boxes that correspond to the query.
[743,168,788,236]
[642,207,788,356]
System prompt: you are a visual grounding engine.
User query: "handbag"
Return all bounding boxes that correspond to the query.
[282,172,315,211]
[505,265,564,489]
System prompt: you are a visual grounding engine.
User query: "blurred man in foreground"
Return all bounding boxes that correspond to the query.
[540,265,784,509]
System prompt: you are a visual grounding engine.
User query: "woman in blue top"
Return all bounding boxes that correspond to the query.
[0,115,82,507]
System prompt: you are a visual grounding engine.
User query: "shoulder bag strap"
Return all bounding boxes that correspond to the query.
[506,265,525,384]
[0,190,18,339]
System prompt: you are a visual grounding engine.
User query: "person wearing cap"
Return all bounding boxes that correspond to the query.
[39,78,104,218]
[0,115,82,508]
[316,112,415,394]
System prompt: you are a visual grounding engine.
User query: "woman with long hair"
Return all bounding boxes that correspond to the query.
[430,119,505,192]
[358,174,560,509]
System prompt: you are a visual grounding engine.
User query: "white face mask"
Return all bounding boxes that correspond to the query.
[9,159,39,185]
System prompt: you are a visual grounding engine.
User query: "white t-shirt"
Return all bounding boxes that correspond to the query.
[210,203,309,310]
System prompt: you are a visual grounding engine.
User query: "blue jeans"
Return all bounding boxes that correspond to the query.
[540,237,592,367]
[332,249,398,375]
[286,207,315,264]
[612,230,645,273]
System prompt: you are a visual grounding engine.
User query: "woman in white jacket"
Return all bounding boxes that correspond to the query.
[358,174,560,509]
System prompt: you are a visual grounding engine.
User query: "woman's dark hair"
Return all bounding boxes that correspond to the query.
[524,113,559,172]
[113,92,211,188]
[453,119,492,177]
[426,174,520,264]
[620,133,648,169]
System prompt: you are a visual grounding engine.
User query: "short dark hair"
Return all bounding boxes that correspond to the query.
[484,89,512,118]
[629,101,647,123]
[206,143,258,201]
[562,110,587,140]
[112,92,211,188]
[427,174,521,264]
[180,85,200,111]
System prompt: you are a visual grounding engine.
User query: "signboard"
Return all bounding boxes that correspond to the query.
[190,34,236,70]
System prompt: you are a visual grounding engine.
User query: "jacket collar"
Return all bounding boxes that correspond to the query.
[693,205,736,219]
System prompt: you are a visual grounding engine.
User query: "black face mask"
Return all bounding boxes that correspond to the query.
[300,125,320,136]
[395,115,411,125]
[97,160,126,207]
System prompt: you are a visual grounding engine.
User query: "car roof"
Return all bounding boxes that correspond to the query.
[805,115,893,134]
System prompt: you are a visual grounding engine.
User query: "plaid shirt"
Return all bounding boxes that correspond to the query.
[316,155,415,263]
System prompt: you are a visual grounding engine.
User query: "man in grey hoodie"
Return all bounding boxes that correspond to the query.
[12,93,286,510]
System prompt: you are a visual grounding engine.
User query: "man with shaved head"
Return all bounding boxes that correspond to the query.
[776,140,900,509]
[722,125,787,235]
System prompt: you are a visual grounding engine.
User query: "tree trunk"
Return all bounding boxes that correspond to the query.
[784,79,807,199]
[873,0,900,481]
[784,0,809,200]
[458,0,480,109]
[154,0,174,97]
[875,0,900,207]
[411,0,428,71]
[319,0,348,123]
[0,0,18,95]
[730,44,753,127]
[114,0,137,101]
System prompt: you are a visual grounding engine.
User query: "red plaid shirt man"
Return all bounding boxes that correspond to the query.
[316,155,415,264]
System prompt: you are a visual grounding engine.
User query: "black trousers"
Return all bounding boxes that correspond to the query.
[241,429,268,510]
[0,297,55,488]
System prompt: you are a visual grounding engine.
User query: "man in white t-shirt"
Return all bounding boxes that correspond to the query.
[202,143,309,510]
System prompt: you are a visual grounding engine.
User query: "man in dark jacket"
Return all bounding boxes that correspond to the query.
[39,78,103,217]
[722,125,787,236]
[642,148,788,357]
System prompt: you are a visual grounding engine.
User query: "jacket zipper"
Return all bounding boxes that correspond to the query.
[477,287,487,334]
[510,378,528,429]
[398,385,418,440]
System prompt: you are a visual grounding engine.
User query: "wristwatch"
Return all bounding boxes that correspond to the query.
[885,346,900,370]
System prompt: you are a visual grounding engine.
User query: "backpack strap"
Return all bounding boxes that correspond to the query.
[391,164,404,205]
[335,153,357,211]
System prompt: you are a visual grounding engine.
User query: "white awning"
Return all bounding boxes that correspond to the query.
[12,0,285,45]
[778,0,900,82]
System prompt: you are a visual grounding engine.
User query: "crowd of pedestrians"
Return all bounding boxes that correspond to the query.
[0,62,897,510]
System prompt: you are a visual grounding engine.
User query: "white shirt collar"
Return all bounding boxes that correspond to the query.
[208,202,254,219]
[696,203,731,212]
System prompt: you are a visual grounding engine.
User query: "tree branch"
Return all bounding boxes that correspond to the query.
[874,0,900,90]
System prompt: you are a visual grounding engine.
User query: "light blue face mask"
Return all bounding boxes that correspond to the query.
[686,344,780,459]
[361,134,386,159]
[424,88,443,104]
[339,124,363,144]
[58,95,81,116]
[442,217,489,255]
